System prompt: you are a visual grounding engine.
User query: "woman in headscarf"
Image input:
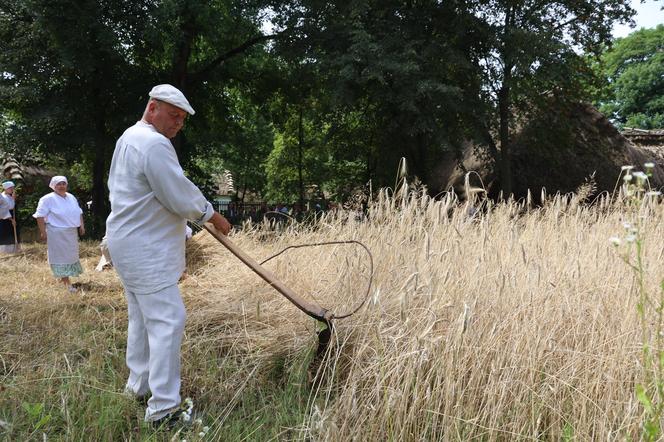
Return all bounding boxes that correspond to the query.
[33,176,85,293]
[0,180,17,253]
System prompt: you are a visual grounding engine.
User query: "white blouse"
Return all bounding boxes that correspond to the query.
[33,192,83,228]
[0,193,15,220]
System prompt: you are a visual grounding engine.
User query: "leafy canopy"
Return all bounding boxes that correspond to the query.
[598,24,664,129]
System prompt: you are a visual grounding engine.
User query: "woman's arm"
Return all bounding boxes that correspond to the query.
[36,217,47,241]
[79,215,85,236]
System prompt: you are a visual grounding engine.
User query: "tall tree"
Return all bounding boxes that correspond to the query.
[0,0,281,235]
[0,0,154,235]
[471,0,635,195]
[271,0,485,189]
[264,96,329,205]
[597,24,664,129]
[215,87,274,201]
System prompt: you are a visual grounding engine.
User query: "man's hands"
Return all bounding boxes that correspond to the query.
[209,211,231,235]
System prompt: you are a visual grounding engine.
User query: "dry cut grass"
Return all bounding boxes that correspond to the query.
[1,190,663,440]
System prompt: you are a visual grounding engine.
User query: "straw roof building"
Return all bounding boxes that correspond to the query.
[431,103,664,200]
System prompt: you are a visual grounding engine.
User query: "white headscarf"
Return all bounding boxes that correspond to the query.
[49,175,68,190]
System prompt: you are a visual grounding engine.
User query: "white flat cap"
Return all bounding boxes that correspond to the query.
[148,84,195,115]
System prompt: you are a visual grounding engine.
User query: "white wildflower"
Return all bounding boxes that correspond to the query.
[199,432,206,438]
[646,191,662,197]
[203,426,209,433]
[621,165,634,171]
[633,171,648,180]
[609,237,622,246]
[183,413,191,422]
[194,418,203,426]
[644,162,655,169]
[623,174,633,182]
[625,234,637,243]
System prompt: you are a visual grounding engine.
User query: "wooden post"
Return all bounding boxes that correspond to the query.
[11,200,18,252]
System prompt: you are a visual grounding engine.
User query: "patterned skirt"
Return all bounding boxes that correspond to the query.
[50,262,84,277]
[46,225,83,277]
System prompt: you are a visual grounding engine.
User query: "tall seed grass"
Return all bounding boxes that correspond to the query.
[184,189,663,440]
[1,189,663,440]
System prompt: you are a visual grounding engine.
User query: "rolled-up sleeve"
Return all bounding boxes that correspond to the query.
[143,142,214,223]
[33,196,50,218]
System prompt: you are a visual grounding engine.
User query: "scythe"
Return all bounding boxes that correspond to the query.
[202,223,336,355]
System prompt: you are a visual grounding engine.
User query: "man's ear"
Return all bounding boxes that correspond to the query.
[148,99,158,113]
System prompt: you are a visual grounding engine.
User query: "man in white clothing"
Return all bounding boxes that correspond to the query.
[106,84,231,426]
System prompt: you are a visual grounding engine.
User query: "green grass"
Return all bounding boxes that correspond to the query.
[0,272,322,441]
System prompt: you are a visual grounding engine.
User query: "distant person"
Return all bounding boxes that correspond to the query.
[106,84,231,427]
[0,181,17,253]
[33,176,85,293]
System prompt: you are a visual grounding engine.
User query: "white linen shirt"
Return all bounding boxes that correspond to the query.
[32,192,82,227]
[106,121,214,295]
[0,193,15,220]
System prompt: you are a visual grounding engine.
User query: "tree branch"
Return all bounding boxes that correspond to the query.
[189,33,280,83]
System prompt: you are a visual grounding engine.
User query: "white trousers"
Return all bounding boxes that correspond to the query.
[124,284,186,421]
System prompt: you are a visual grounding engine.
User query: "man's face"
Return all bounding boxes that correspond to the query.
[149,99,188,139]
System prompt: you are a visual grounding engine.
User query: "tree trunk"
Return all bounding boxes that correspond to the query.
[91,137,109,238]
[498,5,515,198]
[498,78,512,198]
[90,74,110,239]
[297,105,305,210]
[171,12,195,163]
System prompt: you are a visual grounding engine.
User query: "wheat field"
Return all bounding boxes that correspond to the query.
[1,189,663,441]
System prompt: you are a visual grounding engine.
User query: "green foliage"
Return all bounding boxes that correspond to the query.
[598,25,664,129]
[214,88,275,200]
[0,0,645,213]
[272,1,482,188]
[0,0,159,235]
[0,0,279,235]
[264,114,325,203]
[21,402,51,432]
[468,0,634,194]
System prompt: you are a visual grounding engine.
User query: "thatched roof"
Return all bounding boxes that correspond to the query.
[622,128,664,164]
[622,128,664,147]
[430,104,664,199]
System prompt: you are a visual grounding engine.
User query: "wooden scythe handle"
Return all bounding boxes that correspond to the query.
[11,210,17,247]
[203,223,333,323]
